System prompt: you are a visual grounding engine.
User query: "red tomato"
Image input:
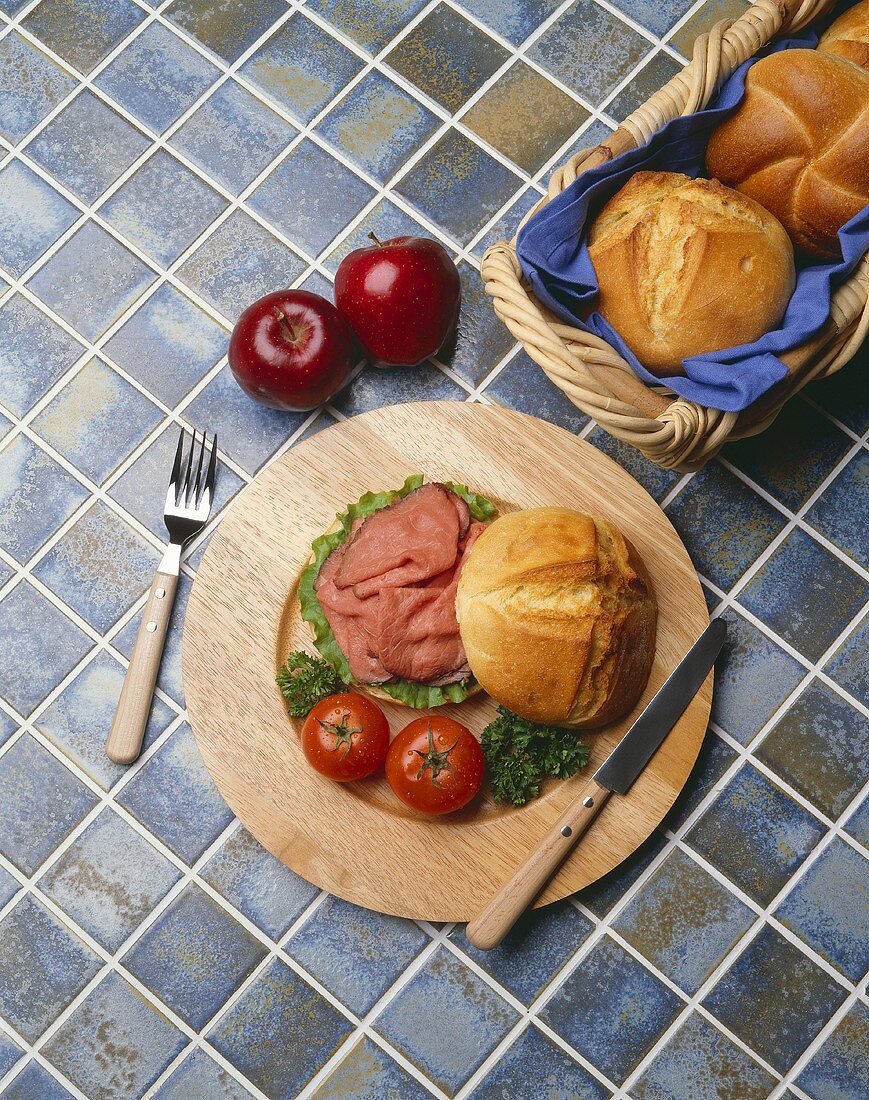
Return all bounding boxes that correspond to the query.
[385,716,484,815]
[301,693,389,782]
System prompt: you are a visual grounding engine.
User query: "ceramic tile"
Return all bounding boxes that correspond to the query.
[95,21,221,135]
[153,1047,255,1100]
[0,432,89,563]
[396,129,523,245]
[584,423,681,502]
[39,809,181,952]
[632,1011,776,1100]
[844,796,869,848]
[670,0,751,58]
[124,883,267,1029]
[738,528,869,664]
[458,0,565,46]
[528,0,651,105]
[318,70,440,185]
[710,606,806,745]
[0,732,98,875]
[464,61,590,173]
[374,946,519,1095]
[576,830,668,919]
[208,957,354,1099]
[703,924,848,1074]
[287,896,428,1016]
[0,0,29,15]
[42,972,187,1097]
[26,91,150,210]
[805,449,868,568]
[613,847,754,993]
[452,900,594,1005]
[176,210,308,322]
[2,1063,75,1100]
[486,350,590,433]
[775,838,868,982]
[104,282,228,405]
[100,150,228,268]
[617,0,695,36]
[0,711,17,751]
[33,501,160,632]
[663,728,736,831]
[249,140,375,257]
[0,32,78,144]
[0,894,101,1042]
[608,52,685,121]
[306,0,429,55]
[437,261,517,386]
[756,680,868,820]
[0,582,92,715]
[34,650,175,791]
[807,352,867,435]
[201,826,319,940]
[170,79,296,196]
[22,0,145,75]
[313,1037,433,1100]
[0,160,78,279]
[540,936,682,1084]
[469,1023,609,1099]
[184,364,305,474]
[0,294,85,418]
[0,1031,24,1079]
[238,13,365,125]
[385,5,509,113]
[471,186,542,259]
[27,220,157,342]
[165,0,288,65]
[797,1001,869,1100]
[32,356,162,484]
[725,399,852,513]
[665,462,787,591]
[333,360,466,416]
[824,615,868,708]
[686,763,826,906]
[116,722,234,864]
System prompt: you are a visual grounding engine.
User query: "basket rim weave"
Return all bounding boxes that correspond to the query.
[481,0,869,471]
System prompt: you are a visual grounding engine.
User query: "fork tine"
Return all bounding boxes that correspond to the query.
[201,433,217,506]
[180,428,196,505]
[191,429,206,504]
[169,427,185,494]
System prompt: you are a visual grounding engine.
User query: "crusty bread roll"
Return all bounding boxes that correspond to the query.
[819,0,869,68]
[456,508,657,728]
[587,171,795,375]
[706,49,869,259]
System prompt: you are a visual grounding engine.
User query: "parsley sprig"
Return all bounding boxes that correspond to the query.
[481,707,590,806]
[276,651,344,717]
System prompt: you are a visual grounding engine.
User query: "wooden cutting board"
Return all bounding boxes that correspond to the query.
[183,402,711,922]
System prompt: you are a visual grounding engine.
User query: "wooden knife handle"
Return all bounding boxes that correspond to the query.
[105,570,178,764]
[466,778,611,950]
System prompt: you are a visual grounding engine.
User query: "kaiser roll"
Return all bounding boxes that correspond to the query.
[818,0,869,68]
[586,171,795,375]
[455,508,657,728]
[706,49,869,259]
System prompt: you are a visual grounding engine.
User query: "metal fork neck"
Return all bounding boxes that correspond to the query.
[158,543,182,576]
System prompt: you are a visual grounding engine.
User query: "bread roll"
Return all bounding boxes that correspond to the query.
[819,0,869,68]
[456,508,657,728]
[586,171,795,375]
[706,49,869,259]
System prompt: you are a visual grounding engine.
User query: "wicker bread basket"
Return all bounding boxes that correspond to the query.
[482,0,869,471]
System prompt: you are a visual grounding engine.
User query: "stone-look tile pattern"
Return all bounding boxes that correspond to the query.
[1,1,867,1097]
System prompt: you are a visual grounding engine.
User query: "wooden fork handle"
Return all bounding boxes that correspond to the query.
[466,778,612,950]
[105,569,179,764]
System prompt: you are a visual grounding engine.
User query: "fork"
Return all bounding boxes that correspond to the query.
[105,427,217,764]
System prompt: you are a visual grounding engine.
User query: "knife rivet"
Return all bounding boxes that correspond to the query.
[146,621,157,632]
[583,796,594,808]
[155,588,165,599]
[561,826,572,837]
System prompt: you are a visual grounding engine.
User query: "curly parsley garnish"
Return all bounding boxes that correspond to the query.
[276,651,344,717]
[481,706,590,806]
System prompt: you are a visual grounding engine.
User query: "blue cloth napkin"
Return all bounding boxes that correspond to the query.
[516,6,869,412]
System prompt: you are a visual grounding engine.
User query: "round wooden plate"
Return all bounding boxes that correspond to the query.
[183,402,711,922]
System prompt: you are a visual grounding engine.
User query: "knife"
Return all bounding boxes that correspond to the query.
[466,618,727,950]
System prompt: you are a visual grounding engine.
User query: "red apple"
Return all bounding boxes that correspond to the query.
[335,234,461,367]
[228,290,355,411]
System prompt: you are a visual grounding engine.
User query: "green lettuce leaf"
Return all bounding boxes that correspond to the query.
[298,474,495,708]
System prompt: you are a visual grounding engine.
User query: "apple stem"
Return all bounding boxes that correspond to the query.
[273,308,296,343]
[367,232,384,248]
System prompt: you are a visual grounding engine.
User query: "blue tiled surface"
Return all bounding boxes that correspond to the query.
[2,1,867,1096]
[540,935,682,1084]
[42,972,187,1098]
[123,883,267,1029]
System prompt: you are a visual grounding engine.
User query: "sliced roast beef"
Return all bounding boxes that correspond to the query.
[314,486,486,687]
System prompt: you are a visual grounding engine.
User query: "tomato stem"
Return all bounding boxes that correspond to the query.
[413,724,456,787]
[318,714,362,757]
